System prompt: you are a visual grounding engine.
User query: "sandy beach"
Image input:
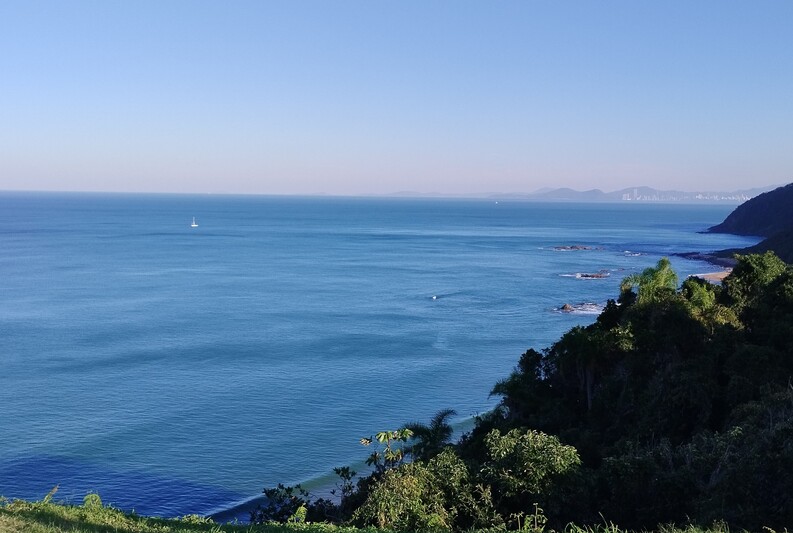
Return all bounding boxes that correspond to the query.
[690,270,732,283]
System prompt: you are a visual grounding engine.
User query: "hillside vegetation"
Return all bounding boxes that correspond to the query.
[709,183,793,262]
[0,495,779,533]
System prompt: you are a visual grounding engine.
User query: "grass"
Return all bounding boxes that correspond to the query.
[0,495,784,533]
[0,495,381,533]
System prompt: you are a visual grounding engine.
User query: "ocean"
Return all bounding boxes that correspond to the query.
[0,192,760,518]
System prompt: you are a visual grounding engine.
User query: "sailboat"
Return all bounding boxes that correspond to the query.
[191,217,198,228]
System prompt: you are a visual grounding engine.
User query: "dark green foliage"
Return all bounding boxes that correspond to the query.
[361,429,414,474]
[725,228,793,264]
[351,436,577,532]
[722,251,787,313]
[351,461,449,531]
[350,448,501,532]
[490,349,557,431]
[350,448,496,531]
[620,257,679,305]
[483,253,793,530]
[405,409,457,462]
[479,428,581,529]
[251,484,312,524]
[423,449,501,530]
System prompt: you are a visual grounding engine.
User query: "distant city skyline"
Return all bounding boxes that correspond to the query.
[1,1,791,196]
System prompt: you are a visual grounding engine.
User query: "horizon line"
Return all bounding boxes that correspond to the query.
[0,183,781,201]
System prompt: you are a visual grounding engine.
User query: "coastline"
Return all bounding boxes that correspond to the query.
[209,476,342,523]
[676,251,737,284]
[209,494,266,523]
[675,251,737,269]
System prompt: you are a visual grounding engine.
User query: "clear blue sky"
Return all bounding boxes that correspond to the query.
[1,1,791,195]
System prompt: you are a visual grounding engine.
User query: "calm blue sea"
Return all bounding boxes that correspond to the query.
[0,193,760,518]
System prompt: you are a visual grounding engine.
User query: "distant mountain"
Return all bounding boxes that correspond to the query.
[384,185,778,202]
[513,185,777,202]
[708,183,793,263]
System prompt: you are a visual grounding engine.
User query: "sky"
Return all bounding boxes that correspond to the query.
[1,1,791,196]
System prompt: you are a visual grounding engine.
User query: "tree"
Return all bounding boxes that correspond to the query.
[360,428,414,474]
[491,349,556,428]
[481,428,580,528]
[250,483,311,524]
[722,251,786,313]
[352,449,501,532]
[620,257,678,305]
[351,461,450,531]
[680,276,739,334]
[405,408,457,461]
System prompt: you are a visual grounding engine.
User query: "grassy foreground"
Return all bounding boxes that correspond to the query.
[0,496,379,533]
[0,496,778,533]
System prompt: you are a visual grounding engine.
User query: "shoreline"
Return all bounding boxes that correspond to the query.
[675,251,737,269]
[209,415,480,523]
[209,476,342,523]
[676,251,736,284]
[209,494,267,523]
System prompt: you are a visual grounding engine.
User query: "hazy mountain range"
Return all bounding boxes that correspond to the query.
[389,185,778,202]
[496,185,777,202]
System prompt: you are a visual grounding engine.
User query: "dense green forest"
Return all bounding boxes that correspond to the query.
[253,252,793,532]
